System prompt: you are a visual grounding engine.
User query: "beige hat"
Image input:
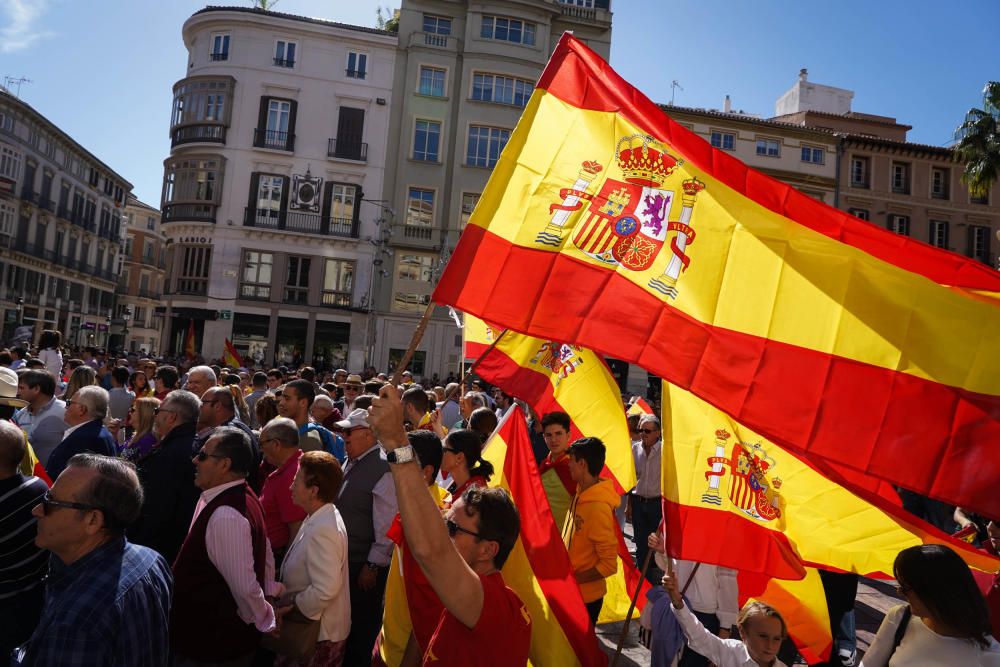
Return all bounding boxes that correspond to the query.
[343,373,364,388]
[0,367,27,409]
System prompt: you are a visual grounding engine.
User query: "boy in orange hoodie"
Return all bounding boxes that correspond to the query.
[562,437,620,625]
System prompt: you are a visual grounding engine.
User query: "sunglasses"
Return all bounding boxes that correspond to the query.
[153,407,176,415]
[342,426,370,435]
[639,429,658,434]
[40,490,98,515]
[446,518,482,540]
[442,446,459,454]
[895,584,912,596]
[195,449,228,462]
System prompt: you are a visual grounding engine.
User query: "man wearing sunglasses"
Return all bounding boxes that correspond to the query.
[14,453,172,666]
[171,427,281,666]
[628,414,663,583]
[369,386,531,666]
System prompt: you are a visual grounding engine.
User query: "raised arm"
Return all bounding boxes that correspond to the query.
[369,385,485,629]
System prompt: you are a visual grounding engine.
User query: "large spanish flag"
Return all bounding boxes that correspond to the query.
[661,381,1000,580]
[433,33,1000,518]
[482,407,607,667]
[741,568,832,664]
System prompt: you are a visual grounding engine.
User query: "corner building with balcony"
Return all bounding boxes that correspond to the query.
[373,0,612,378]
[0,88,130,348]
[162,7,395,369]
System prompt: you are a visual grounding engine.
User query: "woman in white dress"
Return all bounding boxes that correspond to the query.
[274,450,351,667]
[861,544,1000,667]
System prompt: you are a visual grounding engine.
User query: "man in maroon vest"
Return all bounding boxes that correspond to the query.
[170,426,281,666]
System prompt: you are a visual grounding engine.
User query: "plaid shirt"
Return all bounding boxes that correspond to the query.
[14,538,172,666]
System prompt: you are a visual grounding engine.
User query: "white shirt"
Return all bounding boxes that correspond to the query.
[632,438,662,498]
[675,604,789,667]
[654,554,739,627]
[280,503,351,643]
[861,604,1000,667]
[191,479,283,633]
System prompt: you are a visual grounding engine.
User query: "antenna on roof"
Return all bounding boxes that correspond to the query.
[2,76,32,98]
[670,80,683,105]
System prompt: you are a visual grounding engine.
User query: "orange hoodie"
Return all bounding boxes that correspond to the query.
[562,478,620,603]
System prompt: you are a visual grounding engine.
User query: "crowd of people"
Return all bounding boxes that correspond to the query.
[0,333,998,666]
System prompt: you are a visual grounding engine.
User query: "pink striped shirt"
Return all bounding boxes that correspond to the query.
[191,479,284,632]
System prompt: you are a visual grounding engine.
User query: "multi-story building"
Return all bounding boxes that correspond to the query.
[0,87,130,349]
[772,70,1000,266]
[161,7,395,369]
[373,0,613,378]
[117,196,166,355]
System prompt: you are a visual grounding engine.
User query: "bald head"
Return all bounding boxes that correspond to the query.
[0,421,26,474]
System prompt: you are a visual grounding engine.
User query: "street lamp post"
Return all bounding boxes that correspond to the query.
[122,305,132,353]
[105,311,112,350]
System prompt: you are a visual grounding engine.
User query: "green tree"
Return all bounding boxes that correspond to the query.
[954,81,1000,198]
[249,0,280,10]
[376,5,399,32]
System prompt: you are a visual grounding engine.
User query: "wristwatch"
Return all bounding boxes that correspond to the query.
[386,444,416,464]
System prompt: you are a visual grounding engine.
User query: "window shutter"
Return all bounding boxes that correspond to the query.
[322,181,335,220]
[256,96,271,136]
[247,172,260,220]
[286,100,298,150]
[279,176,290,227]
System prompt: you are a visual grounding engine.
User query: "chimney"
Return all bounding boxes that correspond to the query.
[723,94,731,113]
[799,68,808,82]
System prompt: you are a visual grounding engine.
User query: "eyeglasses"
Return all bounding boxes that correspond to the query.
[639,429,658,434]
[442,446,459,454]
[446,518,482,540]
[195,449,228,462]
[153,407,176,416]
[40,490,98,515]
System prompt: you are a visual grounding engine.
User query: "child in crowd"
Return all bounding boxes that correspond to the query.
[663,571,788,667]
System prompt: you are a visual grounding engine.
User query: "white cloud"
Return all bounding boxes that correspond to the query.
[1,0,53,54]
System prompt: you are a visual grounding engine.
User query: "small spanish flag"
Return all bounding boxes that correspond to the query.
[223,338,243,368]
[626,397,653,417]
[183,319,196,361]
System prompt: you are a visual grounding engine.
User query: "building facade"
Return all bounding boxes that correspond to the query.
[117,197,166,354]
[0,88,130,350]
[161,7,395,369]
[372,0,613,378]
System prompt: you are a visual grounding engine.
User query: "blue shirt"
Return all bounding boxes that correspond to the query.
[14,538,173,667]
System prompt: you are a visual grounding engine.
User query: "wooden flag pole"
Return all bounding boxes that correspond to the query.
[389,300,437,386]
[610,549,654,667]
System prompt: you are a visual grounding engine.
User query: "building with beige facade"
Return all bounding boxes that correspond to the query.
[117,197,166,354]
[160,7,395,369]
[0,87,130,350]
[372,0,613,378]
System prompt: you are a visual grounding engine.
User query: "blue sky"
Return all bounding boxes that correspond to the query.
[2,0,997,205]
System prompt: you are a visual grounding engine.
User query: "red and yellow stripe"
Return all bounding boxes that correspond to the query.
[482,408,607,667]
[435,33,1000,518]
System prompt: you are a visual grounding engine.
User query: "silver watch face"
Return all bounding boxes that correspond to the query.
[391,445,415,463]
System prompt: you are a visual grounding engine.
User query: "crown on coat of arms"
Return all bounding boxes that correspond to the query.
[615,134,681,187]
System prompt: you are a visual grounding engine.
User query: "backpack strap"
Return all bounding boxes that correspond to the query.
[888,605,912,660]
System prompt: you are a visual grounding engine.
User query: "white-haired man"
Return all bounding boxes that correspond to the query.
[46,386,116,480]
